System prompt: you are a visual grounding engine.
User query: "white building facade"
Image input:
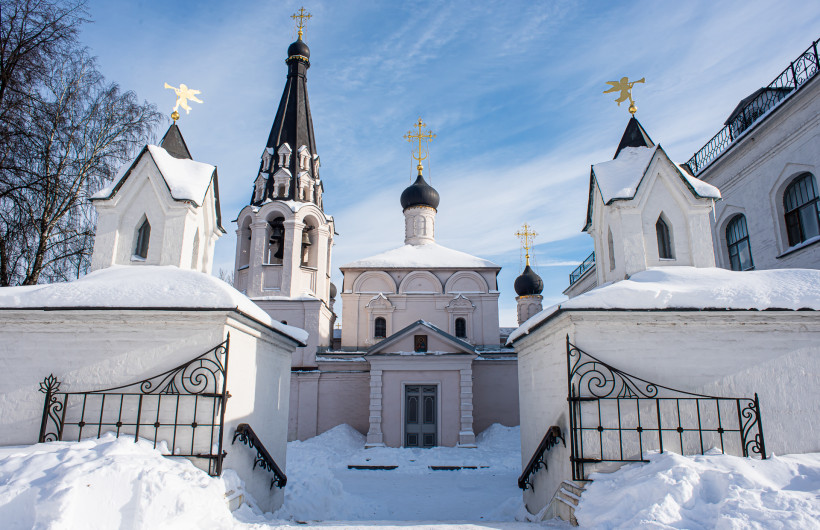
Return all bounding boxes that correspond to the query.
[0,123,305,512]
[512,115,820,524]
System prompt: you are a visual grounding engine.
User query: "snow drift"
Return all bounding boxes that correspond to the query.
[0,434,237,530]
[575,450,820,529]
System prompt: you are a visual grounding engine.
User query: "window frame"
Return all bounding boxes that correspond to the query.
[725,214,754,271]
[783,173,820,247]
[655,216,674,260]
[134,218,151,260]
[374,317,386,339]
[454,317,466,339]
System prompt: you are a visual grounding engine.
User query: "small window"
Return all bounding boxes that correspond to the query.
[414,335,428,353]
[784,173,820,247]
[134,218,150,259]
[726,214,754,271]
[455,317,466,338]
[656,216,674,259]
[374,317,386,339]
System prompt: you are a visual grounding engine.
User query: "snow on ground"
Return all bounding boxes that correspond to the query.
[0,434,237,530]
[509,266,820,343]
[3,429,819,528]
[575,450,820,529]
[248,423,529,523]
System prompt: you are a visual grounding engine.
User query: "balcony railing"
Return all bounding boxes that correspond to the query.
[685,38,819,175]
[569,251,595,287]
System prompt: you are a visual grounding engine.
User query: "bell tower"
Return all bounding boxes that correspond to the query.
[233,9,336,368]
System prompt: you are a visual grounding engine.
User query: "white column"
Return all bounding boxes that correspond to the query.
[282,219,305,297]
[248,220,268,298]
[458,367,476,447]
[366,369,386,447]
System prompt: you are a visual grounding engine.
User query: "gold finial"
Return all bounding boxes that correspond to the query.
[603,76,645,116]
[291,7,312,40]
[164,83,203,122]
[515,223,538,266]
[403,117,436,176]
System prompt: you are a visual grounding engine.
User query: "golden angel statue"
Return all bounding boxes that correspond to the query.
[164,83,203,118]
[603,77,645,114]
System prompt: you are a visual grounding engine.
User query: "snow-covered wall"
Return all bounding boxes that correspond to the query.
[514,310,820,518]
[0,308,298,512]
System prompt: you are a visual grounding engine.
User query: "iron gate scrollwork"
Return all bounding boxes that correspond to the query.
[566,337,766,482]
[38,336,231,476]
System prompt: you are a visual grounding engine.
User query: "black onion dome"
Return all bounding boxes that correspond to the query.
[329,282,337,299]
[514,265,544,296]
[288,39,310,59]
[400,175,440,210]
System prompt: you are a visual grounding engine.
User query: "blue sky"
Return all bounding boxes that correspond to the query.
[80,0,819,326]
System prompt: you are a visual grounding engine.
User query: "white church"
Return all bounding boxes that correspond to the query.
[0,11,818,524]
[230,32,520,448]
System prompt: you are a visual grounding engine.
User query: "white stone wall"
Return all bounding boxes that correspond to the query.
[514,310,820,518]
[91,155,220,274]
[0,308,297,513]
[697,76,820,270]
[589,152,717,287]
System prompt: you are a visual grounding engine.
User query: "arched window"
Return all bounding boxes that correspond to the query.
[455,317,466,338]
[726,214,754,271]
[134,218,150,259]
[656,215,674,259]
[374,317,386,339]
[784,173,820,246]
[267,217,285,265]
[607,227,616,271]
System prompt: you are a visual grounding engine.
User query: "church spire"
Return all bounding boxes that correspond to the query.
[252,8,321,208]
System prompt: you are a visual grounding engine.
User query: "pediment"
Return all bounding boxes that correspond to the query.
[366,293,394,310]
[366,320,476,356]
[446,294,476,311]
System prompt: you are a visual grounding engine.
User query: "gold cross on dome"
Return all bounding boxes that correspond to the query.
[291,7,312,40]
[403,118,436,176]
[603,76,645,116]
[515,223,538,266]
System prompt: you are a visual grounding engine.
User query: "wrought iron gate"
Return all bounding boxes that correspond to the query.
[38,337,230,476]
[566,337,766,482]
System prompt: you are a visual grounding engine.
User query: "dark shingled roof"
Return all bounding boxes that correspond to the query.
[159,123,192,160]
[614,116,654,159]
[254,36,321,207]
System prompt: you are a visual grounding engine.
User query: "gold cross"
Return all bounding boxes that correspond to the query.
[403,118,436,176]
[515,223,538,266]
[291,7,312,40]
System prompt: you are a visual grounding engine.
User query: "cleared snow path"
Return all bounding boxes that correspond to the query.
[258,424,538,523]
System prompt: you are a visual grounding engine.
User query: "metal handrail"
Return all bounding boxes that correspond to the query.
[569,251,595,287]
[232,423,287,489]
[686,38,819,175]
[517,425,566,490]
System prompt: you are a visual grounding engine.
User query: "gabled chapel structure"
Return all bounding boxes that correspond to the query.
[510,116,820,524]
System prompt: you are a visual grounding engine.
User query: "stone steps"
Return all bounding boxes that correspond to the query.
[549,480,587,526]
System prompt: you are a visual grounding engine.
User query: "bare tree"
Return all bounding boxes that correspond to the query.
[0,1,162,285]
[216,268,234,286]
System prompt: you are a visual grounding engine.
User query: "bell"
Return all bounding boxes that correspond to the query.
[301,230,312,245]
[270,223,284,238]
